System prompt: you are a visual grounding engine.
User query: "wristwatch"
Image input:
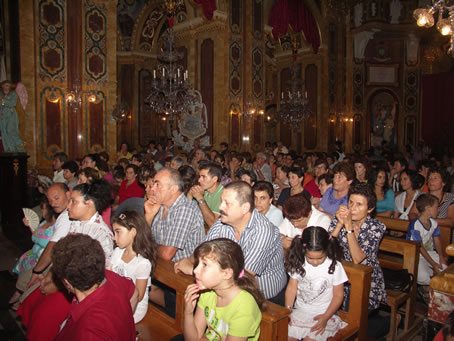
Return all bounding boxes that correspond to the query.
[198,199,205,205]
[346,229,354,234]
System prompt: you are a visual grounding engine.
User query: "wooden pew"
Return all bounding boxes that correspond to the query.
[136,259,373,341]
[377,216,453,258]
[378,236,421,341]
[329,261,372,341]
[136,259,290,341]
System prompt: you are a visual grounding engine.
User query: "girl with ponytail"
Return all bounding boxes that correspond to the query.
[183,238,265,341]
[285,226,348,341]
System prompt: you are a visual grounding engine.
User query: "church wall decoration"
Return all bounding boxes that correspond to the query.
[84,0,107,86]
[138,7,164,52]
[84,0,109,154]
[38,0,65,82]
[40,87,65,160]
[86,91,106,153]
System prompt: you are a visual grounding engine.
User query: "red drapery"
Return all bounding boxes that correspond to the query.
[193,0,216,20]
[421,71,454,149]
[268,0,320,54]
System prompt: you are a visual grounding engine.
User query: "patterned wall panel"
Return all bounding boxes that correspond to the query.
[404,69,418,113]
[40,87,65,160]
[229,39,242,97]
[138,7,164,52]
[84,1,107,85]
[252,0,262,40]
[230,108,240,149]
[38,0,65,82]
[353,66,364,111]
[230,0,242,34]
[251,46,263,99]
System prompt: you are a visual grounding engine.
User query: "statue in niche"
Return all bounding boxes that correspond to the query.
[0,80,25,152]
[172,90,210,152]
[370,91,397,149]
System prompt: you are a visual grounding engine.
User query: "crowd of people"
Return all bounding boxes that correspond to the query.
[8,139,454,340]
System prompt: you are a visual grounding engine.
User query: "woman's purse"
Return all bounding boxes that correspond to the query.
[382,268,414,292]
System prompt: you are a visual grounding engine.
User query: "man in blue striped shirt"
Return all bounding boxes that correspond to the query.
[175,181,287,305]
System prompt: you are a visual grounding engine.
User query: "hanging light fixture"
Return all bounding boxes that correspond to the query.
[277,39,312,126]
[413,0,454,56]
[146,0,198,122]
[65,78,97,112]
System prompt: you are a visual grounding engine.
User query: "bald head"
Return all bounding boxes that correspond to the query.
[46,183,70,214]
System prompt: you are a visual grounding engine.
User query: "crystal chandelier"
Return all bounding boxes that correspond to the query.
[413,0,454,56]
[65,78,97,113]
[277,41,312,126]
[146,0,196,120]
[230,99,264,120]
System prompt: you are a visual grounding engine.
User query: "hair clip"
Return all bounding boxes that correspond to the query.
[119,213,126,220]
[238,269,245,279]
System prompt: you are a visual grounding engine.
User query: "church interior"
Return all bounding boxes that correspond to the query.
[0,0,454,340]
[0,0,452,168]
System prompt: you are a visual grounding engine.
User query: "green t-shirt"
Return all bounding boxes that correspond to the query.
[204,184,223,214]
[197,290,261,341]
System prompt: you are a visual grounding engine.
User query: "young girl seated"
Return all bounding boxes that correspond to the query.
[13,198,57,275]
[183,238,266,341]
[110,210,157,323]
[285,226,348,341]
[9,198,57,307]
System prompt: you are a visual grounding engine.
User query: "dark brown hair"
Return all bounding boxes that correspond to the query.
[51,234,105,291]
[194,238,267,311]
[111,210,158,269]
[282,193,312,220]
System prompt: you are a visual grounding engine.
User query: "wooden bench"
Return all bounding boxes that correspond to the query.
[378,236,421,341]
[136,259,290,341]
[136,259,372,341]
[377,216,453,258]
[329,261,372,341]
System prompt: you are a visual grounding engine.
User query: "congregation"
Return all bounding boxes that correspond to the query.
[7,139,454,341]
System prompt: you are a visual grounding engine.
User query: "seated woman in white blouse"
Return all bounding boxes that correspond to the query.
[393,169,424,220]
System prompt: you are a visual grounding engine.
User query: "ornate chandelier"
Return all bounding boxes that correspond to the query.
[277,41,312,126]
[65,78,97,113]
[413,0,454,56]
[146,0,196,120]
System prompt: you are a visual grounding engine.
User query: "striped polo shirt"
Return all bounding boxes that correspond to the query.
[205,209,287,299]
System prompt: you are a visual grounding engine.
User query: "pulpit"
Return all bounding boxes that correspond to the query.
[0,152,30,243]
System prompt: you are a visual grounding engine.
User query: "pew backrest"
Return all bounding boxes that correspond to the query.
[377,216,452,258]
